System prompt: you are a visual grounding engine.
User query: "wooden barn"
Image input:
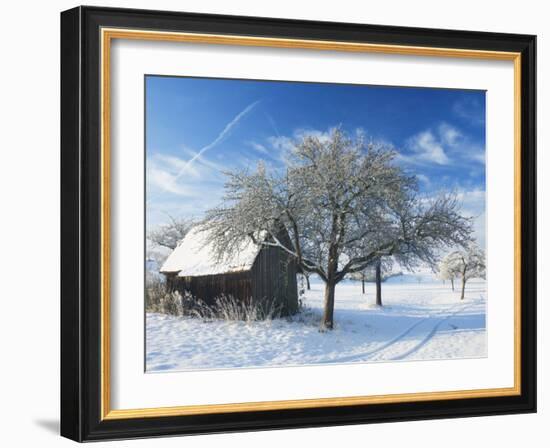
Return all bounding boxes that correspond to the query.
[160,226,299,316]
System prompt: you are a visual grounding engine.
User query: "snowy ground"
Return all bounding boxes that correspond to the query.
[146,276,486,372]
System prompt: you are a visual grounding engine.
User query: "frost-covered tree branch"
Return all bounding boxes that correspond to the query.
[148,215,194,250]
[440,243,486,300]
[202,128,473,329]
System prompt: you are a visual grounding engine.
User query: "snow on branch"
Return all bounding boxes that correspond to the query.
[148,215,195,250]
[202,128,473,288]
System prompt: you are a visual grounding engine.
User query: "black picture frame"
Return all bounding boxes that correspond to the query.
[61,5,536,442]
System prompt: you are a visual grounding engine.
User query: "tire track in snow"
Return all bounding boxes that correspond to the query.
[328,302,467,364]
[389,302,473,361]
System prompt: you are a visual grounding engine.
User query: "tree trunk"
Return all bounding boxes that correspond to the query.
[322,280,336,330]
[306,274,311,290]
[361,277,365,294]
[322,246,339,330]
[460,276,466,300]
[375,259,382,306]
[451,278,454,291]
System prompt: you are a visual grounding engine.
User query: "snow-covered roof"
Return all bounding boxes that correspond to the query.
[160,226,262,277]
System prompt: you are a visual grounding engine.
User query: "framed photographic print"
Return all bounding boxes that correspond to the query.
[60,6,536,442]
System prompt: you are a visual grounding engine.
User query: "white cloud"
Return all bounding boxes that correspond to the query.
[455,188,486,248]
[437,123,485,166]
[266,126,364,155]
[147,151,225,198]
[181,147,226,172]
[453,97,485,126]
[293,128,334,143]
[247,141,269,155]
[147,164,193,196]
[400,123,485,167]
[422,188,486,249]
[267,135,295,153]
[146,194,223,227]
[455,187,486,213]
[438,123,462,147]
[462,144,486,164]
[406,130,450,165]
[416,174,431,186]
[265,127,348,165]
[152,154,201,178]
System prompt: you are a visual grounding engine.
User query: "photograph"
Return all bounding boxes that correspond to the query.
[144,76,488,372]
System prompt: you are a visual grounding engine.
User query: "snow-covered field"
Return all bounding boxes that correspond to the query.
[146,276,487,372]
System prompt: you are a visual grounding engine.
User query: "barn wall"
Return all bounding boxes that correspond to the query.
[164,272,178,292]
[170,271,252,307]
[250,245,298,316]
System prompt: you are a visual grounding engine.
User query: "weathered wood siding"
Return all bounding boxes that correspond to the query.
[250,245,298,316]
[168,271,252,307]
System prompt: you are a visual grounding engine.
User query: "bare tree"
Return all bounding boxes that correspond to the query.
[349,256,393,306]
[146,247,169,269]
[304,272,311,290]
[444,243,486,300]
[202,128,472,329]
[350,269,369,294]
[148,215,194,250]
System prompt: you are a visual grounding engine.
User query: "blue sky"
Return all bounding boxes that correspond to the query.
[146,76,486,247]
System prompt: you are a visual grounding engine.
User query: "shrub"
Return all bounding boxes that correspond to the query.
[145,278,190,317]
[145,277,165,313]
[160,290,183,316]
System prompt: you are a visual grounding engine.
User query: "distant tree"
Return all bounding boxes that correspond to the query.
[146,239,175,280]
[146,247,169,269]
[350,268,370,295]
[443,243,486,300]
[148,215,194,250]
[350,256,393,305]
[304,271,311,290]
[350,269,369,295]
[202,128,473,330]
[438,252,461,291]
[374,257,394,306]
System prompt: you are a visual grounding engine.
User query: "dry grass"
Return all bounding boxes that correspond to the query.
[190,294,283,323]
[145,278,285,322]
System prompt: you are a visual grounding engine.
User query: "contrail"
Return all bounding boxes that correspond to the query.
[147,100,259,201]
[172,100,260,183]
[265,111,280,137]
